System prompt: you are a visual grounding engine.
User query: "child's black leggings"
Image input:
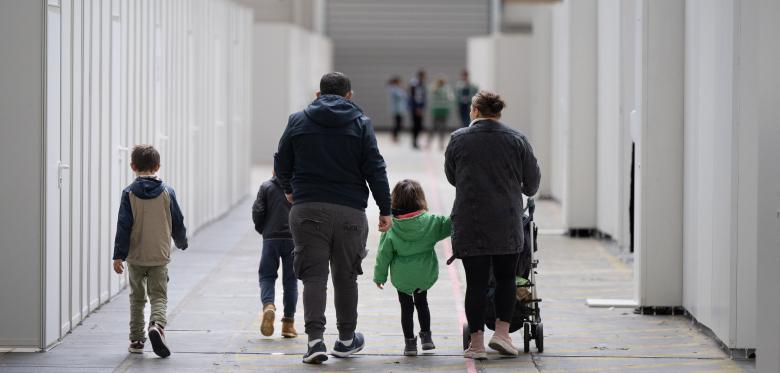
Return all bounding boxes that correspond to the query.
[397,290,430,339]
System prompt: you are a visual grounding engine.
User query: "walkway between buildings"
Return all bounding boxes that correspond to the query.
[0,135,754,372]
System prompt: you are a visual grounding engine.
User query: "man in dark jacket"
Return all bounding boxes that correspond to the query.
[274,72,392,364]
[252,174,298,339]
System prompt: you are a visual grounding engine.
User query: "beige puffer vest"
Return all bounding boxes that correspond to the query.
[126,189,173,266]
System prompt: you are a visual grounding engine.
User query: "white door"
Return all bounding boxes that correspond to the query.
[45,0,67,347]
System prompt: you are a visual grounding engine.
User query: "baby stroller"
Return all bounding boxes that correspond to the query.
[460,198,543,353]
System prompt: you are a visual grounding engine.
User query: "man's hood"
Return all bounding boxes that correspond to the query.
[303,94,364,127]
[130,177,165,199]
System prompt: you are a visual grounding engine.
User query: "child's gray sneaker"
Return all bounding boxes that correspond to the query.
[331,332,365,358]
[303,340,328,364]
[404,337,418,356]
[419,331,435,350]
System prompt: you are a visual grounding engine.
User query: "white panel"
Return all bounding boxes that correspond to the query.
[59,0,73,336]
[70,0,84,327]
[596,0,622,240]
[529,7,552,198]
[683,0,758,349]
[45,3,63,347]
[636,0,684,308]
[550,1,569,207]
[0,0,45,348]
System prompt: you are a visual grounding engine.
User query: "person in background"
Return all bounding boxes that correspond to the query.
[408,70,428,149]
[275,72,393,364]
[252,171,298,339]
[455,70,479,127]
[445,91,540,360]
[428,76,454,150]
[387,76,407,143]
[112,144,188,359]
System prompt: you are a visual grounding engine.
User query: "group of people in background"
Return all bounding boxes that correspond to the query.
[387,69,479,150]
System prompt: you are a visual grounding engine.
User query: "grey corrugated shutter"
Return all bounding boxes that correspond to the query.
[327,0,489,129]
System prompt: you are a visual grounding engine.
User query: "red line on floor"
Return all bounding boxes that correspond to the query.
[421,150,477,373]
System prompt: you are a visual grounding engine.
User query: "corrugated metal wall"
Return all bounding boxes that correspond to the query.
[326,0,489,129]
[40,0,252,347]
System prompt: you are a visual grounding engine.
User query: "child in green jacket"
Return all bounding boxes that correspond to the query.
[374,179,452,356]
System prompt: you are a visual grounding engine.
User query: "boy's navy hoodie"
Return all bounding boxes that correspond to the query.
[113,176,187,263]
[274,94,392,216]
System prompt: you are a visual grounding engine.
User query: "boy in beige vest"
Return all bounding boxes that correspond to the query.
[112,145,188,358]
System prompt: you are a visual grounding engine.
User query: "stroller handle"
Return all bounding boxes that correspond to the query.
[526,198,536,219]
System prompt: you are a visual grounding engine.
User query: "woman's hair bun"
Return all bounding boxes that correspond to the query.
[471,90,506,118]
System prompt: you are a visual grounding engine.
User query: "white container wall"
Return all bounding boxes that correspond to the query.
[550,0,598,230]
[683,0,757,350]
[0,0,253,349]
[467,35,532,135]
[251,23,333,165]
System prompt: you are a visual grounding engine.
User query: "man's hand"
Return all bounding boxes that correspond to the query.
[378,215,393,232]
[376,282,384,290]
[285,193,294,204]
[113,259,124,275]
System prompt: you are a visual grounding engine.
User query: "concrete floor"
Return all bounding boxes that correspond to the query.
[0,134,755,372]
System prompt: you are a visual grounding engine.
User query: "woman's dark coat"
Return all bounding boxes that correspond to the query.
[444,119,541,258]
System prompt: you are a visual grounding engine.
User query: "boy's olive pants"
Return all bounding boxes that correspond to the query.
[128,263,168,342]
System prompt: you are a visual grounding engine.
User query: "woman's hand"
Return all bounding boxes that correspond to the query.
[375,282,384,290]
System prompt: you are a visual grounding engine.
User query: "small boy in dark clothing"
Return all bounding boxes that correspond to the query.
[112,144,188,358]
[252,173,298,338]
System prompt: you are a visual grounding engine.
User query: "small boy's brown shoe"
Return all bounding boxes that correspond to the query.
[261,304,276,336]
[281,317,297,338]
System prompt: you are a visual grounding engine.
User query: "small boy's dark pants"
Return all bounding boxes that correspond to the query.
[258,239,297,318]
[397,290,431,339]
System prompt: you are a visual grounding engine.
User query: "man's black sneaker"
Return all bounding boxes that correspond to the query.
[331,332,365,358]
[128,340,144,354]
[404,337,418,356]
[148,323,171,358]
[303,340,328,364]
[419,331,435,350]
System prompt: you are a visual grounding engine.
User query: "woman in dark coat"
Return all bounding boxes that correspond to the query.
[444,90,540,359]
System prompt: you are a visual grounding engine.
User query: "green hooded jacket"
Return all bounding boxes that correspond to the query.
[373,212,452,295]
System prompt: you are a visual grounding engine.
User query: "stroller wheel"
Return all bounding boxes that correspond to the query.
[535,323,544,353]
[523,322,531,353]
[462,324,471,351]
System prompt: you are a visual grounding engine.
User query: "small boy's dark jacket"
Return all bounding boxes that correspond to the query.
[113,176,188,261]
[252,177,292,239]
[273,94,392,216]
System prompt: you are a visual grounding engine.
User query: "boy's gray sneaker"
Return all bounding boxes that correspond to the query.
[303,340,328,364]
[419,331,435,350]
[404,337,418,356]
[331,332,365,358]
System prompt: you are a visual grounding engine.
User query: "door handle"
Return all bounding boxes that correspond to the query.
[58,162,70,170]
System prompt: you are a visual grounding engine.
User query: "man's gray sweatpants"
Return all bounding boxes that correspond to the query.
[289,202,369,342]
